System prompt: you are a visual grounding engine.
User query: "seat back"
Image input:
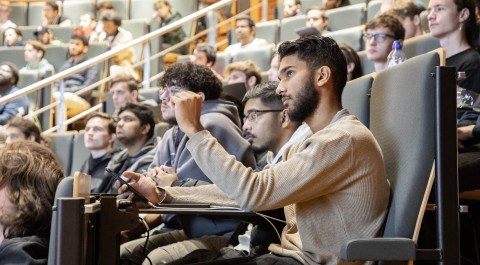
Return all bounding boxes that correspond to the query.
[324,25,364,51]
[27,2,44,26]
[366,0,381,22]
[0,46,26,69]
[49,132,76,175]
[326,3,366,31]
[10,2,27,26]
[70,132,90,176]
[62,1,94,25]
[280,15,306,42]
[357,50,375,76]
[50,25,75,43]
[369,49,443,240]
[121,19,148,63]
[212,52,231,77]
[18,25,36,41]
[86,42,108,81]
[47,176,74,265]
[233,45,273,71]
[342,74,374,128]
[45,45,69,73]
[130,0,156,20]
[402,34,440,59]
[18,70,41,113]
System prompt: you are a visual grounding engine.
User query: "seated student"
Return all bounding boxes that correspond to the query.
[34,26,61,46]
[41,1,72,27]
[323,0,351,9]
[3,27,23,47]
[0,62,29,125]
[117,35,390,265]
[99,103,157,193]
[364,14,405,72]
[457,110,480,193]
[339,43,362,81]
[90,10,135,74]
[224,60,262,91]
[109,73,157,119]
[80,112,118,193]
[20,40,55,76]
[267,53,280,81]
[305,6,329,35]
[152,0,187,54]
[0,1,16,31]
[387,0,426,39]
[428,0,480,94]
[224,15,268,56]
[5,117,49,146]
[74,12,97,40]
[192,43,223,80]
[283,0,302,18]
[0,141,64,265]
[54,34,98,96]
[119,62,256,265]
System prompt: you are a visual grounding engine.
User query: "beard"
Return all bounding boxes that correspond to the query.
[287,76,319,122]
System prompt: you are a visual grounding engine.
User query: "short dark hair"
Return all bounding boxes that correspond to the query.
[0,141,63,239]
[71,34,89,46]
[453,0,478,48]
[339,43,362,80]
[4,26,22,37]
[159,63,223,100]
[1,61,19,85]
[236,14,256,28]
[195,43,216,65]
[242,81,284,108]
[365,14,405,40]
[85,112,116,134]
[110,73,140,92]
[100,10,122,27]
[97,2,114,11]
[6,117,48,145]
[118,103,155,139]
[45,1,59,12]
[278,36,347,102]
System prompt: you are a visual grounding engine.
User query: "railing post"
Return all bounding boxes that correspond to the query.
[57,80,66,133]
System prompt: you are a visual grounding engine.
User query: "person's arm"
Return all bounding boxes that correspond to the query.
[81,63,99,88]
[0,97,27,125]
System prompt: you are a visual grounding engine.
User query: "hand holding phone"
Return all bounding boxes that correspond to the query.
[106,168,150,204]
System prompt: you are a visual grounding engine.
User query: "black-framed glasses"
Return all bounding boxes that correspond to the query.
[243,109,284,123]
[363,33,395,43]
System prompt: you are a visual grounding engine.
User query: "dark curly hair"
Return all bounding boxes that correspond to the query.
[278,35,347,102]
[0,141,64,239]
[159,63,223,100]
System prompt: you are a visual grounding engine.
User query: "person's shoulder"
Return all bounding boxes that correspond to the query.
[0,235,49,261]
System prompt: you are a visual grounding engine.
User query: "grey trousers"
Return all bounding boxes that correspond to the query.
[120,229,229,265]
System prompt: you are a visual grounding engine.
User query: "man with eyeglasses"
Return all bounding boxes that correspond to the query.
[118,36,390,265]
[364,14,405,72]
[224,14,268,57]
[118,63,256,264]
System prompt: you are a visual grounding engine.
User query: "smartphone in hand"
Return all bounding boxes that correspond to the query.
[105,168,150,204]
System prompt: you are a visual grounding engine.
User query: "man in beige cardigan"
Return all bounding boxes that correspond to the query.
[118,36,390,265]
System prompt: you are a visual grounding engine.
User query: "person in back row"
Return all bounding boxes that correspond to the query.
[20,40,55,76]
[0,1,16,31]
[305,6,330,34]
[152,0,187,54]
[117,35,390,265]
[283,0,302,17]
[192,43,223,80]
[118,63,256,264]
[224,15,268,56]
[224,60,262,91]
[54,34,98,98]
[386,0,426,39]
[3,27,23,47]
[428,0,480,94]
[0,62,29,125]
[41,1,72,27]
[364,14,405,72]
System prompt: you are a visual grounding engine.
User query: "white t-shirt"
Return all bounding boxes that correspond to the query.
[224,38,268,57]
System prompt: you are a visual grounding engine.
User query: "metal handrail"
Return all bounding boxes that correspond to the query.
[0,0,233,106]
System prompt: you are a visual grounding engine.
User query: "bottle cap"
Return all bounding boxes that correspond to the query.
[392,40,402,50]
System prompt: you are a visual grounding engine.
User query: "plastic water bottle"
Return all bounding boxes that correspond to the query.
[387,40,407,67]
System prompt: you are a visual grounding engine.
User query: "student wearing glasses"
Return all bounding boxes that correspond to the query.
[364,14,405,72]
